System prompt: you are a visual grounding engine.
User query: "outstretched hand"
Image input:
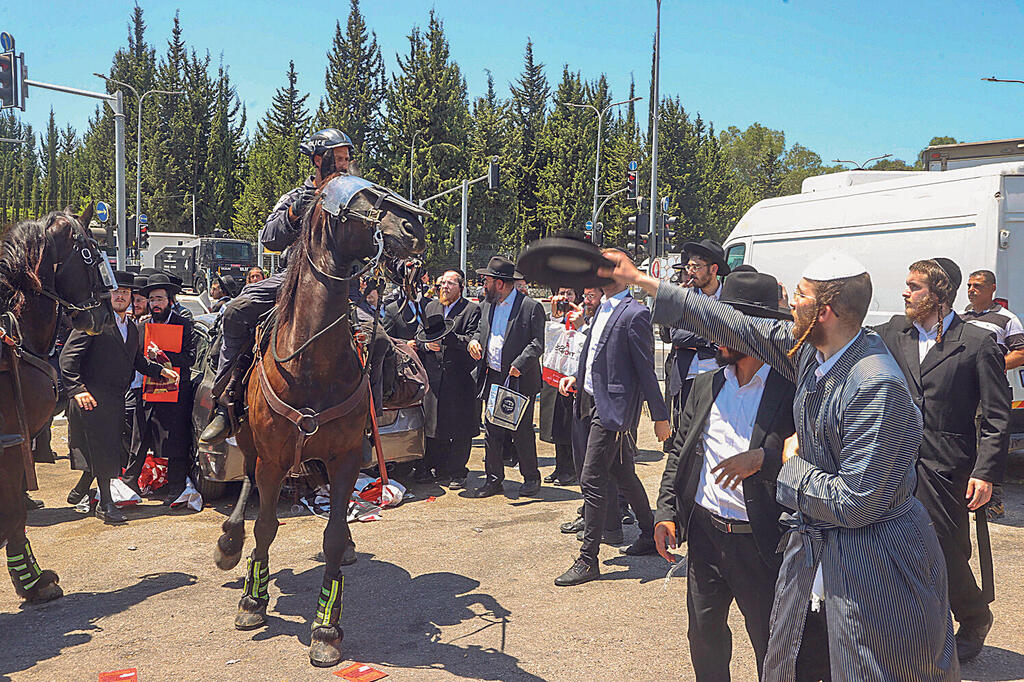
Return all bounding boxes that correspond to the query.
[598,250,661,296]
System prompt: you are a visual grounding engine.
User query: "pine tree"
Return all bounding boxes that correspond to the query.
[316,0,386,176]
[466,71,511,268]
[505,39,549,249]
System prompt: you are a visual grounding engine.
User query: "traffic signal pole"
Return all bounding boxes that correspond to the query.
[649,0,662,261]
[419,158,499,275]
[23,78,127,268]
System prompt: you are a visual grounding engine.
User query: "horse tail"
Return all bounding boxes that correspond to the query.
[214,474,252,570]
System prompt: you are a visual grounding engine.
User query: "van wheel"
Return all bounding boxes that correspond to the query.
[194,275,207,294]
[191,457,227,501]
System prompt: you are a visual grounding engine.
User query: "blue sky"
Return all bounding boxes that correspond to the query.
[3,1,1024,165]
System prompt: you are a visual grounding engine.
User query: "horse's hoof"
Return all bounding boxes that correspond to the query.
[309,626,344,667]
[215,548,242,571]
[234,596,267,631]
[215,526,244,570]
[26,581,63,604]
[340,544,357,566]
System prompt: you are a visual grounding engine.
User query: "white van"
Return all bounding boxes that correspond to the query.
[722,161,1024,426]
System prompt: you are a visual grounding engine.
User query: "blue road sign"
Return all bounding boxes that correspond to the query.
[95,201,109,223]
[0,33,13,52]
[138,214,148,224]
[628,160,637,172]
[584,220,593,231]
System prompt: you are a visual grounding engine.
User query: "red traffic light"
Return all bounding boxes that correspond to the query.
[0,52,14,109]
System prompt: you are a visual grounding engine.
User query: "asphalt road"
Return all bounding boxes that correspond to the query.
[4,420,1024,681]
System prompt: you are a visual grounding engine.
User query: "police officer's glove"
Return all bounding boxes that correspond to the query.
[289,186,316,224]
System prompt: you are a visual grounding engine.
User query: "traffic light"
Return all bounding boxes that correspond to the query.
[0,52,16,109]
[487,157,500,190]
[627,213,650,258]
[663,214,677,246]
[594,222,604,247]
[626,168,637,200]
[139,224,149,250]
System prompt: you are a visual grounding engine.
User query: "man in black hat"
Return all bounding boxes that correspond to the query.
[467,256,546,497]
[873,257,1009,662]
[653,270,798,680]
[126,273,199,504]
[661,239,730,437]
[61,271,176,523]
[412,269,482,488]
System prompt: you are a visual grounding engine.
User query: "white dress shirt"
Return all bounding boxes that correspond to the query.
[115,313,129,342]
[686,282,723,380]
[583,289,629,395]
[695,362,771,521]
[487,288,518,372]
[913,310,956,363]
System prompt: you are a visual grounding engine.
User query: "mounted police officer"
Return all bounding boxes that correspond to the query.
[200,128,354,444]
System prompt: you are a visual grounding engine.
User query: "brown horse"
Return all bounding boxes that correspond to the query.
[2,207,115,604]
[214,175,426,666]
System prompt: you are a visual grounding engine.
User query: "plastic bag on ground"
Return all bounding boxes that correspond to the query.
[170,477,203,511]
[357,477,406,508]
[137,454,168,494]
[109,478,142,508]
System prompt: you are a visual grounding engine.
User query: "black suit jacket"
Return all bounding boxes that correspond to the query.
[655,366,796,567]
[60,319,163,398]
[416,297,482,439]
[873,313,1010,484]
[474,291,546,398]
[384,297,432,340]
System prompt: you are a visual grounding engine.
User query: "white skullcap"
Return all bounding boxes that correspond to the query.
[801,252,868,281]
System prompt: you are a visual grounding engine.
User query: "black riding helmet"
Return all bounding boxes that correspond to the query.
[299,128,354,161]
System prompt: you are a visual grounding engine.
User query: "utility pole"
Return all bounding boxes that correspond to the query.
[649,0,662,260]
[420,157,501,275]
[409,129,424,201]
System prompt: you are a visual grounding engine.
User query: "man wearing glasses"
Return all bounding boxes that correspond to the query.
[661,240,731,433]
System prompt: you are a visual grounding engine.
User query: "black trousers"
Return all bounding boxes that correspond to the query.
[482,369,539,484]
[578,390,653,564]
[795,607,832,682]
[553,443,575,481]
[129,399,192,491]
[425,435,473,480]
[686,505,778,681]
[915,461,991,628]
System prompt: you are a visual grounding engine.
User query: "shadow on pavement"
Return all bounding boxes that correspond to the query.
[0,572,197,680]
[962,645,1024,681]
[224,555,543,680]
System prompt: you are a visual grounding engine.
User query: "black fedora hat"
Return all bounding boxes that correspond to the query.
[719,270,791,320]
[415,310,455,343]
[114,270,136,289]
[131,275,149,291]
[475,255,524,281]
[676,239,731,276]
[141,272,181,297]
[515,236,613,289]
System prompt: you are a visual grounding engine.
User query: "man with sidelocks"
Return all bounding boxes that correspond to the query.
[598,249,957,680]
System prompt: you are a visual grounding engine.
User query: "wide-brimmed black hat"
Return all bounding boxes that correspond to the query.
[114,270,136,289]
[676,239,731,276]
[475,255,524,281]
[515,237,613,289]
[131,275,149,291]
[214,274,239,298]
[719,271,791,320]
[141,272,181,297]
[415,310,455,343]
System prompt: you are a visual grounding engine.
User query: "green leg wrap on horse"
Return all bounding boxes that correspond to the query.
[242,554,270,602]
[313,575,344,628]
[7,539,43,592]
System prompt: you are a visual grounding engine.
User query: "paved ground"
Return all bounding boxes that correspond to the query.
[4,419,1024,681]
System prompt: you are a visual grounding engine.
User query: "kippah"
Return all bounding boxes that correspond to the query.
[802,252,868,281]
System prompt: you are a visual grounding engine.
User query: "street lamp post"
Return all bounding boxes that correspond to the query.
[562,96,642,225]
[650,0,662,258]
[409,129,424,200]
[94,73,183,263]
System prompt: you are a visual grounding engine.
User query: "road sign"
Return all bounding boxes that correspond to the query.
[585,220,593,231]
[138,213,148,224]
[628,160,637,172]
[95,201,109,223]
[650,259,661,278]
[0,33,13,52]
[661,196,669,211]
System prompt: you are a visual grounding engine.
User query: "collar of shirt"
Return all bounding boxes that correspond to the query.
[598,288,630,311]
[723,360,771,391]
[814,332,860,379]
[913,310,955,341]
[443,299,461,318]
[497,287,517,309]
[964,302,1001,316]
[115,312,129,342]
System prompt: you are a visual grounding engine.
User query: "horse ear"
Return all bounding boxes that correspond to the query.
[77,202,94,230]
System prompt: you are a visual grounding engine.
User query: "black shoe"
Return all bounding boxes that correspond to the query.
[413,469,435,484]
[67,488,89,506]
[554,477,576,487]
[447,478,466,491]
[199,408,232,445]
[621,536,657,556]
[621,508,636,525]
[554,558,600,586]
[96,503,127,525]
[519,479,541,496]
[470,481,504,498]
[161,487,186,506]
[0,433,24,449]
[23,493,44,510]
[560,516,584,534]
[956,610,994,662]
[576,528,624,545]
[543,472,558,483]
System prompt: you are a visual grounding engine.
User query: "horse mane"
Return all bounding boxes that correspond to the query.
[0,212,62,315]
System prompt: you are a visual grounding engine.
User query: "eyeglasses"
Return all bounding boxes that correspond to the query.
[792,289,816,302]
[684,263,708,272]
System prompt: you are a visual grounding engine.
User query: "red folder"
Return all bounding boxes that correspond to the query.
[142,322,182,403]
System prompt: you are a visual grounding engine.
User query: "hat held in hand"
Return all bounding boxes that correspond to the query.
[516,236,613,289]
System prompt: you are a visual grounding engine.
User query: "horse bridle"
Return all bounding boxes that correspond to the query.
[38,221,116,313]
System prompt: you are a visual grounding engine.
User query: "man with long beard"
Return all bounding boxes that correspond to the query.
[873,258,1009,663]
[598,249,957,681]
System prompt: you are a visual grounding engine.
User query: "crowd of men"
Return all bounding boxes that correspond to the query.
[24,125,1018,681]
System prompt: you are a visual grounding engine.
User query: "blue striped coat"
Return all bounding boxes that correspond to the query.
[652,284,958,682]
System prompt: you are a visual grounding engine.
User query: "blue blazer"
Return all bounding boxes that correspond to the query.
[576,294,670,432]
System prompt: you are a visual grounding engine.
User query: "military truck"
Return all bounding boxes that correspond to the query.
[154,236,257,293]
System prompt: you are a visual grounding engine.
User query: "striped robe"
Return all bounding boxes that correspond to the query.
[652,284,958,682]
